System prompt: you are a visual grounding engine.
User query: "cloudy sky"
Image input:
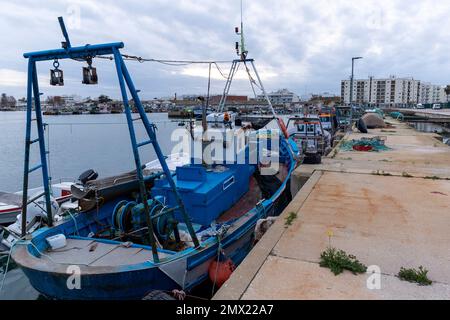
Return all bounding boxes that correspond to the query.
[0,0,449,100]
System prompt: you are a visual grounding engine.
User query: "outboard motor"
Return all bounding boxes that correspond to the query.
[78,169,98,185]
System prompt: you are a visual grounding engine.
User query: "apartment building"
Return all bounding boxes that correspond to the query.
[341,76,446,107]
[419,83,447,104]
[258,89,300,105]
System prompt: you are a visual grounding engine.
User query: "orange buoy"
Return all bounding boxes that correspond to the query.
[209,253,235,288]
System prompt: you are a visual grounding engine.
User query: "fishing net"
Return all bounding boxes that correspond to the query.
[340,136,391,152]
[390,112,404,120]
[361,113,386,129]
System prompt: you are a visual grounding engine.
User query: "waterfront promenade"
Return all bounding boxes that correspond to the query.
[214,118,450,300]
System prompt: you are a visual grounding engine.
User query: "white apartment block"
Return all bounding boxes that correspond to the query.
[258,89,300,105]
[341,76,447,107]
[419,83,447,104]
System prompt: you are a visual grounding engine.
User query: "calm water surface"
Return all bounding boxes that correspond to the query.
[0,112,180,192]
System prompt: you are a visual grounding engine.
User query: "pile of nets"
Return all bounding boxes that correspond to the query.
[373,108,385,118]
[390,111,404,120]
[361,113,386,129]
[340,136,391,152]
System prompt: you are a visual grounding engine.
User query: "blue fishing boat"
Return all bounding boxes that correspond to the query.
[11,17,299,300]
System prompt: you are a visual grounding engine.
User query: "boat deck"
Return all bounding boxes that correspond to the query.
[44,238,170,266]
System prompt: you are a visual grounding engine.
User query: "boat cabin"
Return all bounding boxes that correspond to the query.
[286,115,329,164]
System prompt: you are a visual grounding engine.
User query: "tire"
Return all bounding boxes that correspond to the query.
[313,153,322,164]
[304,153,321,164]
[142,290,176,300]
[357,118,368,133]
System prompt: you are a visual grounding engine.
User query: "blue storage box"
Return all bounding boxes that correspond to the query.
[152,164,255,226]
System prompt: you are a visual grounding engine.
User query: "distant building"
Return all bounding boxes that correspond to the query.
[182,94,202,101]
[419,83,447,104]
[309,94,341,106]
[258,89,300,105]
[62,94,82,105]
[341,76,447,107]
[209,95,248,105]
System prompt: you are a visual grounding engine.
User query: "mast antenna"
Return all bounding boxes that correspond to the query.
[235,0,248,60]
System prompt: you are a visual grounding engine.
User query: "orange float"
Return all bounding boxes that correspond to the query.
[209,253,236,288]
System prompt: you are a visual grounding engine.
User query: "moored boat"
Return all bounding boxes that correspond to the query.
[11,16,299,300]
[0,182,73,226]
[12,133,296,299]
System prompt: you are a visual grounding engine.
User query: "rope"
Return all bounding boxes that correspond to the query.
[66,210,80,236]
[213,63,230,79]
[243,61,258,98]
[211,238,222,297]
[97,54,233,66]
[45,123,53,193]
[0,242,15,293]
[210,224,229,297]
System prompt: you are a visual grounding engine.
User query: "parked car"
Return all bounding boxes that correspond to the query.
[432,104,442,110]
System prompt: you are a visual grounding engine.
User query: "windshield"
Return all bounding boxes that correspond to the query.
[296,124,306,133]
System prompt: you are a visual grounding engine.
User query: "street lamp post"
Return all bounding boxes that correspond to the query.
[349,56,363,130]
[349,57,363,106]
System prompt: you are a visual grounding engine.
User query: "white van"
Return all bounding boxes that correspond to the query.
[432,103,442,110]
[416,103,424,109]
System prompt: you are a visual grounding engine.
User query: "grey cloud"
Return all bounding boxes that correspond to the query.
[0,0,449,99]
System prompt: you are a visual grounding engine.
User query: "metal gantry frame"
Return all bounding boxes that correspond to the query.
[21,17,199,262]
[218,58,277,119]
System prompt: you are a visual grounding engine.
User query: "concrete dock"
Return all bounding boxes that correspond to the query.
[214,118,450,300]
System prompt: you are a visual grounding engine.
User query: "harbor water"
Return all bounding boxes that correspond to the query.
[0,112,180,193]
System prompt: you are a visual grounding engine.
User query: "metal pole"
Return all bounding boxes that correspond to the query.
[349,57,362,130]
[249,60,276,118]
[58,17,72,49]
[112,48,160,262]
[118,50,200,248]
[21,59,34,237]
[350,59,354,107]
[31,61,53,226]
[218,61,238,113]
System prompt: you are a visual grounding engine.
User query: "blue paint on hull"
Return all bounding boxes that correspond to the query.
[13,138,297,300]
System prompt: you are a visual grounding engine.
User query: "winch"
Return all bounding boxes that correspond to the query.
[111,197,179,245]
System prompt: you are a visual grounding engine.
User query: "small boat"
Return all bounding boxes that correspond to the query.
[1,154,190,252]
[0,182,73,226]
[287,114,332,164]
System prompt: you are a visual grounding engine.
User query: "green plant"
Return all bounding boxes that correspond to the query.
[284,212,298,227]
[398,266,432,286]
[319,247,367,276]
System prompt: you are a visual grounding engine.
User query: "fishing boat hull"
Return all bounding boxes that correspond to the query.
[12,135,298,300]
[13,206,260,300]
